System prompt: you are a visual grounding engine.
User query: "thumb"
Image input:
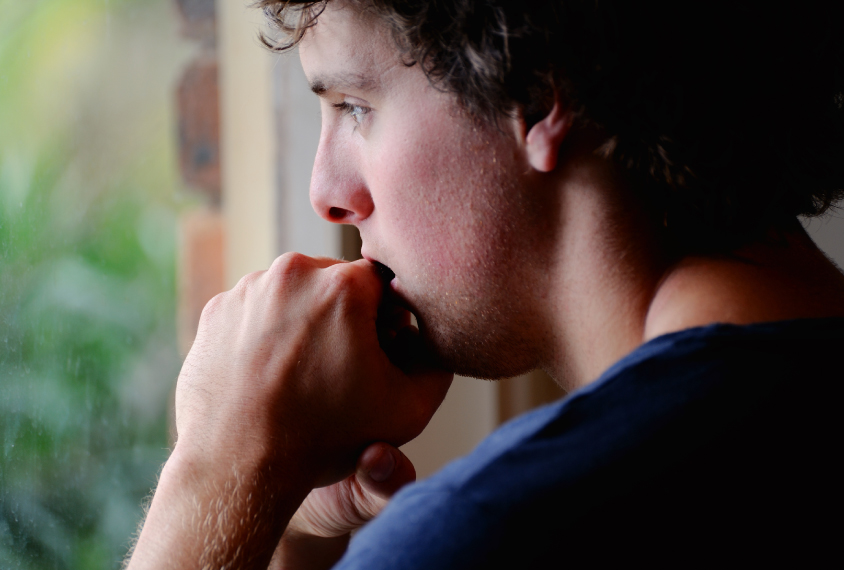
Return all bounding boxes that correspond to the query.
[356,442,416,502]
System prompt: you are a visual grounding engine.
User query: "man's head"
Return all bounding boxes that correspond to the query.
[261,0,844,248]
[289,2,562,379]
[258,0,844,380]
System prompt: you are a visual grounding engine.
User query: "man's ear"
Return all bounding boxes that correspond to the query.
[525,100,573,173]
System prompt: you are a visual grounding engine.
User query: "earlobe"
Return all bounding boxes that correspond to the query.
[525,101,573,173]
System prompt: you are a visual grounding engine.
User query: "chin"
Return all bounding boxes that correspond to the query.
[417,313,538,380]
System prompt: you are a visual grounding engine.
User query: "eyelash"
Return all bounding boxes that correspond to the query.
[333,101,371,128]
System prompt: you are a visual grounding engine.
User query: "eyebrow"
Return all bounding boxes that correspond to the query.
[309,72,378,97]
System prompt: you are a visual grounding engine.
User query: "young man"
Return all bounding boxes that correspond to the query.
[127,1,844,568]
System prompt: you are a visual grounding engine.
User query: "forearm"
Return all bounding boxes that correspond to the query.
[126,449,314,570]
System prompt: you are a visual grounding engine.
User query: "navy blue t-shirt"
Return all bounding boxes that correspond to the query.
[335,318,843,568]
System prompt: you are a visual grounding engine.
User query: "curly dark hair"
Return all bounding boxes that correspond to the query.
[256,0,844,251]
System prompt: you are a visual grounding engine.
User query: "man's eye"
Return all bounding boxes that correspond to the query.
[333,101,371,126]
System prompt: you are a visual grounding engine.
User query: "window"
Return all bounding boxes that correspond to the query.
[0,1,191,566]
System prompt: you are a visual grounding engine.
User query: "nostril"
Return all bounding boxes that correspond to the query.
[328,207,349,221]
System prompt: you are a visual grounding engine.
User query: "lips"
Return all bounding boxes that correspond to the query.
[372,260,409,308]
[362,251,394,285]
[364,255,414,313]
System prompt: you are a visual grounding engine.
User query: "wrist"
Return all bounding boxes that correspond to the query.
[164,429,325,494]
[128,447,317,570]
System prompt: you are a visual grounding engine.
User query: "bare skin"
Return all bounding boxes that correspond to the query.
[535,137,844,390]
[126,2,844,569]
[644,230,844,341]
[127,256,452,570]
[267,442,417,570]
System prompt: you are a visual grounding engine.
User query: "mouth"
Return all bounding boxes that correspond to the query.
[371,260,395,285]
[366,257,414,313]
[369,260,415,360]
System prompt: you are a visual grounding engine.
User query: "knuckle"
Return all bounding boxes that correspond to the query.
[268,252,312,285]
[323,265,372,313]
[326,264,358,294]
[326,263,377,300]
[199,291,227,321]
[273,251,311,272]
[234,270,263,293]
[348,478,380,523]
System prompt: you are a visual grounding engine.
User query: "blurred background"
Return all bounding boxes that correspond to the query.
[1,1,842,569]
[0,0,194,567]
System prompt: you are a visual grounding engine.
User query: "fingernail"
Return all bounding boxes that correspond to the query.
[368,449,396,482]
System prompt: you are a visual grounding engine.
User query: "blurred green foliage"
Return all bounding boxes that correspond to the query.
[1,0,194,567]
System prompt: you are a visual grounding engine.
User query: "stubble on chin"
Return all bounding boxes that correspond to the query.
[411,277,542,381]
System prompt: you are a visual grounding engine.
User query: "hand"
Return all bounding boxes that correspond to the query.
[269,442,416,570]
[174,254,451,485]
[128,254,452,570]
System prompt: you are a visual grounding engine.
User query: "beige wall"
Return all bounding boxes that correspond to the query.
[805,213,844,268]
[218,0,278,286]
[272,48,342,258]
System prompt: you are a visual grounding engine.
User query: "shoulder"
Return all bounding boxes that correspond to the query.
[645,230,844,341]
[338,319,844,568]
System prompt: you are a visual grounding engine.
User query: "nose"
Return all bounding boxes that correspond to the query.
[310,129,374,225]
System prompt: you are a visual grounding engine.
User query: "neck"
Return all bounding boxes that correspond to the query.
[541,152,667,391]
[540,157,844,392]
[644,225,844,341]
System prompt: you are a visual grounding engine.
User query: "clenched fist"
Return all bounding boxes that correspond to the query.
[175,254,451,485]
[127,254,452,570]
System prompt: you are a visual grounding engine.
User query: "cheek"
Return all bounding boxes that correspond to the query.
[369,121,519,284]
[371,110,455,203]
[368,115,468,258]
